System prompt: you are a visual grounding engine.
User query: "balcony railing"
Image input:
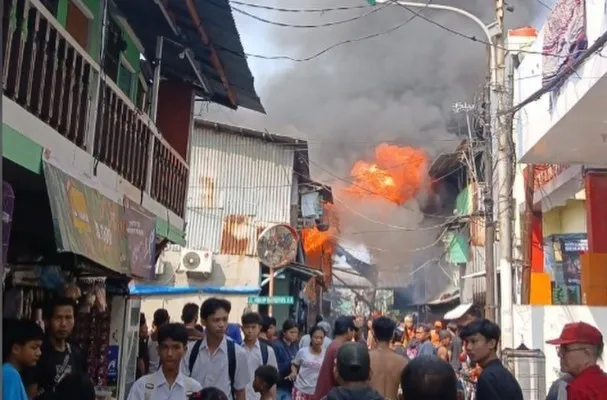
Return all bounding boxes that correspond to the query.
[2,0,188,218]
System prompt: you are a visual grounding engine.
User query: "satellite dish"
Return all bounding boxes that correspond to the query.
[257,224,299,269]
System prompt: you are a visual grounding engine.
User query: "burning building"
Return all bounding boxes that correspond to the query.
[301,140,473,315]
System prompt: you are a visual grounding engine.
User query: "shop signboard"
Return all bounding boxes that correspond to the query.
[123,197,156,280]
[43,161,127,274]
[248,296,295,305]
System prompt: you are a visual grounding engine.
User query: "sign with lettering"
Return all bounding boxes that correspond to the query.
[248,296,295,305]
[533,164,570,191]
[43,161,127,274]
[123,197,156,279]
[107,345,119,384]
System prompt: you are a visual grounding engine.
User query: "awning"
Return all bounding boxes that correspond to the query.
[260,263,324,287]
[129,285,261,297]
[42,160,129,276]
[443,303,473,320]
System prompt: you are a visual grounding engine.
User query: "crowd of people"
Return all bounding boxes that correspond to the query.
[4,296,607,400]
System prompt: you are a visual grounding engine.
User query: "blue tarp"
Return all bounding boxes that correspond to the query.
[129,285,261,296]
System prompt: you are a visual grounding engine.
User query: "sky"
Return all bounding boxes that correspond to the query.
[195,0,559,291]
[201,0,557,173]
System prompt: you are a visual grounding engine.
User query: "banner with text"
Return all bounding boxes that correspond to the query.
[123,197,156,279]
[43,161,127,274]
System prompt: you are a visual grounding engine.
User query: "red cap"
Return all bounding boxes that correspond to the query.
[546,322,603,346]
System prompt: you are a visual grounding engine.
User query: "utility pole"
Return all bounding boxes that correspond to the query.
[483,83,497,324]
[453,102,495,322]
[495,0,514,348]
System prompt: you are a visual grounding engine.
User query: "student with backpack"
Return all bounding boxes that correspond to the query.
[182,298,251,400]
[241,312,278,400]
[127,323,201,400]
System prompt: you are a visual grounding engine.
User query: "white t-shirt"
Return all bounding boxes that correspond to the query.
[242,340,278,400]
[298,334,332,350]
[292,347,326,395]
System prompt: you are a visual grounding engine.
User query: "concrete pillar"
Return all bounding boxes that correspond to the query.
[584,170,607,253]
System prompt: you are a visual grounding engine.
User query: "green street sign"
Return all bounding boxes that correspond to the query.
[248,296,295,305]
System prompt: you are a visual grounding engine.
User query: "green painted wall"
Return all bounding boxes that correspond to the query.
[55,0,139,99]
[56,0,68,26]
[3,124,185,244]
[84,0,101,62]
[2,123,43,174]
[119,32,141,101]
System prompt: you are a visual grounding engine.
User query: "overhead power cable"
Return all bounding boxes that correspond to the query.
[231,4,388,28]
[217,0,569,63]
[212,0,433,62]
[230,1,374,13]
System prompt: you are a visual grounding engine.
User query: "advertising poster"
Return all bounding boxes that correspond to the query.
[545,233,586,305]
[123,197,156,280]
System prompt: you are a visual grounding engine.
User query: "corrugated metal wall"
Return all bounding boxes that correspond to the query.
[186,124,295,255]
[461,245,488,305]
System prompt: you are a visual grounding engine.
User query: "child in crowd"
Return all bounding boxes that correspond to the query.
[2,319,44,400]
[254,365,280,400]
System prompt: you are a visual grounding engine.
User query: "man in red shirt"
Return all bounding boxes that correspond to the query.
[313,316,356,400]
[546,321,607,399]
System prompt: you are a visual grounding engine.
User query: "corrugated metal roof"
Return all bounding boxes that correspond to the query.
[185,122,297,255]
[113,0,264,113]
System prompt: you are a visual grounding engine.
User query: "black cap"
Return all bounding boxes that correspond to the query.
[336,342,370,382]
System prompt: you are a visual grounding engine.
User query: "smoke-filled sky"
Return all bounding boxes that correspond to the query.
[199,0,553,173]
[195,0,555,296]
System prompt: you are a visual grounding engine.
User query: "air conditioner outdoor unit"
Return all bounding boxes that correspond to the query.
[180,249,213,278]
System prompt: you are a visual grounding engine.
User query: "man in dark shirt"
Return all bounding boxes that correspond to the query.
[313,316,357,400]
[34,298,86,400]
[460,318,523,400]
[416,324,436,357]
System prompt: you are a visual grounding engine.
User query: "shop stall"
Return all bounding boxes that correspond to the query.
[3,262,130,395]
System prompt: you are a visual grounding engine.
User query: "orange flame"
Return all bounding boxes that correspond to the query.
[302,144,429,283]
[345,144,428,205]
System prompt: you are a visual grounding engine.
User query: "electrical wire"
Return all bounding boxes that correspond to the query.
[334,195,459,232]
[219,0,568,63]
[231,4,388,29]
[212,0,433,62]
[230,1,374,13]
[534,0,553,10]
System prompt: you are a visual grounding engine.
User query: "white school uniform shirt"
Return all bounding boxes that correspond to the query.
[148,340,160,373]
[181,336,251,400]
[127,368,202,400]
[242,340,278,400]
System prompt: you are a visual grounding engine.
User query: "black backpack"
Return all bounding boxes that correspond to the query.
[258,340,269,365]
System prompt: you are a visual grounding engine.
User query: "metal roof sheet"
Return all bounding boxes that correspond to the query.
[113,0,264,113]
